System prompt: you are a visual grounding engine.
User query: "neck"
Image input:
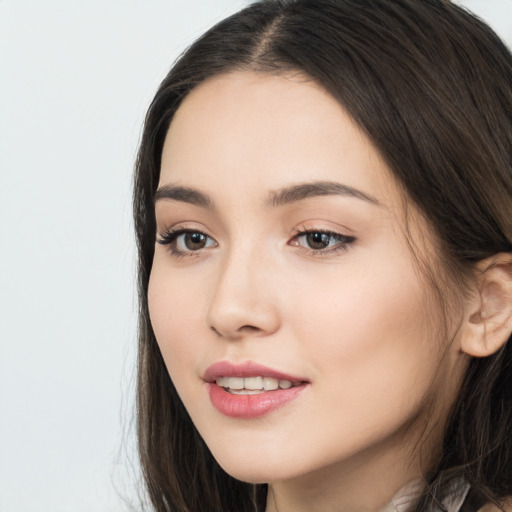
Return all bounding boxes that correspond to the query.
[264,427,435,512]
[263,381,459,512]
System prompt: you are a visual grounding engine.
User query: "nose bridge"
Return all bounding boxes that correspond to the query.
[206,238,279,338]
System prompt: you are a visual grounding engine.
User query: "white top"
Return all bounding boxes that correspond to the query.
[378,477,471,512]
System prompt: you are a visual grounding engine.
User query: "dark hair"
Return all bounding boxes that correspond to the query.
[133,1,512,510]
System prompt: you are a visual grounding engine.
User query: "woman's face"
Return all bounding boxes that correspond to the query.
[148,71,468,496]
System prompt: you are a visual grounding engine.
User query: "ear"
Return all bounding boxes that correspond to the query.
[460,253,512,358]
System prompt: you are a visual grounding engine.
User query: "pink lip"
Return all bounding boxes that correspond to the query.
[203,361,309,419]
[203,360,305,383]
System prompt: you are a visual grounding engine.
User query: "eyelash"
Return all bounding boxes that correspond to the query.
[289,228,356,256]
[156,227,356,258]
[157,228,216,258]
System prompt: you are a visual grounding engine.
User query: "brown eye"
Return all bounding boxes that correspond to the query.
[157,229,217,255]
[306,232,331,250]
[290,230,356,255]
[184,232,207,250]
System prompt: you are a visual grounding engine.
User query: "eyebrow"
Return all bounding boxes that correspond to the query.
[153,180,380,209]
[265,181,381,207]
[154,184,214,209]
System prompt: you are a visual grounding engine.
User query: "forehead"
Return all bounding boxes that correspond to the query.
[159,70,399,208]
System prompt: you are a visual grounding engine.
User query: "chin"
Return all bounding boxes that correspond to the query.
[208,443,312,485]
[217,461,287,485]
[226,471,271,485]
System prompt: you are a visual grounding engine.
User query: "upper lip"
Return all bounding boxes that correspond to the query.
[203,360,307,383]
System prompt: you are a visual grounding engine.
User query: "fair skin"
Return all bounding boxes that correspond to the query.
[147,71,511,512]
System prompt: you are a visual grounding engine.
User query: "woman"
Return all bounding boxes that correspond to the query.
[133,1,512,511]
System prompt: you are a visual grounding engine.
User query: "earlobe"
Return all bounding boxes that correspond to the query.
[461,254,512,358]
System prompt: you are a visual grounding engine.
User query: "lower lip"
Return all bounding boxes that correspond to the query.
[207,383,308,418]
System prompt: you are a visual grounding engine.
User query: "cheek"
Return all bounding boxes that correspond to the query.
[290,249,429,345]
[286,252,438,418]
[147,257,208,383]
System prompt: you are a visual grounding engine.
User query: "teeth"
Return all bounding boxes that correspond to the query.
[263,377,279,390]
[217,377,229,388]
[215,376,296,392]
[228,377,244,390]
[244,376,263,390]
[229,389,262,395]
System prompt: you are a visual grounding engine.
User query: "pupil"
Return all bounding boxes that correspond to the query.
[307,232,330,249]
[185,232,206,250]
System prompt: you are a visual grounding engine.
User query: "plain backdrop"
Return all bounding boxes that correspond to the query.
[0,1,510,511]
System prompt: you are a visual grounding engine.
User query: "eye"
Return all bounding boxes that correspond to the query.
[290,229,355,254]
[179,232,209,251]
[303,232,336,250]
[157,228,217,256]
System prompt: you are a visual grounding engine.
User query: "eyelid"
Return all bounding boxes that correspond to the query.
[156,226,218,258]
[288,225,356,256]
[155,222,355,259]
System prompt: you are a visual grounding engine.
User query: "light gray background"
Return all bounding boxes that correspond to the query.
[0,1,510,511]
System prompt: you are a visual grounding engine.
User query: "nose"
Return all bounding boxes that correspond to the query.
[206,246,281,340]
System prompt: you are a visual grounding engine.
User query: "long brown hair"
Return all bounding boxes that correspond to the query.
[133,1,512,510]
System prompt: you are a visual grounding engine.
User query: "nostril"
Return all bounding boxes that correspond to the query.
[209,324,262,338]
[239,325,261,333]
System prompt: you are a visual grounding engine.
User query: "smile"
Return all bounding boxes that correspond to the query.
[204,361,309,418]
[215,376,299,394]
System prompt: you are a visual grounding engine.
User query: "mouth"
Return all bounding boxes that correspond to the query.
[204,361,309,418]
[215,376,303,395]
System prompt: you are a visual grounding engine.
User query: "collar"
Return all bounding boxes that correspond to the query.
[378,477,471,512]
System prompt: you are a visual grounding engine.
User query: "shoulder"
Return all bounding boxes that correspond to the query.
[477,497,512,512]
